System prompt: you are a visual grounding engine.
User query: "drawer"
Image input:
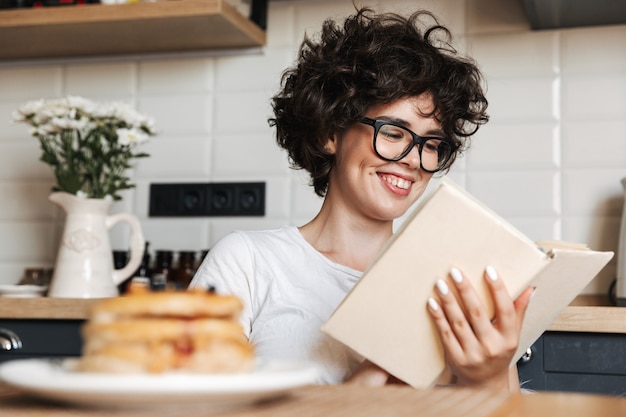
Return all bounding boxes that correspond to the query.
[546,372,626,396]
[0,319,83,361]
[543,332,626,375]
[518,331,626,395]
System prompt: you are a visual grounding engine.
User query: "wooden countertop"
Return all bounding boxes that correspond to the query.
[0,298,101,320]
[1,382,626,417]
[1,294,625,333]
[546,294,626,333]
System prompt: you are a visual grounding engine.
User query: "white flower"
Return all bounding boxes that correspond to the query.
[12,99,45,122]
[76,191,89,199]
[47,116,86,132]
[139,116,156,134]
[117,128,149,145]
[65,96,96,114]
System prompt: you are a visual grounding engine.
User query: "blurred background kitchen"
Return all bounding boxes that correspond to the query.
[0,0,625,295]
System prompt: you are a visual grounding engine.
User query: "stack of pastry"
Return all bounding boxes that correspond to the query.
[78,287,254,374]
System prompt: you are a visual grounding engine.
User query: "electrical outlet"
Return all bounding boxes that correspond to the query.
[149,182,265,217]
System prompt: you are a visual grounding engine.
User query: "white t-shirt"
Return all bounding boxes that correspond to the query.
[189,225,363,384]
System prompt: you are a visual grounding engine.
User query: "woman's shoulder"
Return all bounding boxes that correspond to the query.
[210,225,300,255]
[220,225,299,246]
[191,228,296,290]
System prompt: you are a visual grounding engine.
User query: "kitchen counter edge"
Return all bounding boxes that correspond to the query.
[0,298,102,320]
[0,295,624,333]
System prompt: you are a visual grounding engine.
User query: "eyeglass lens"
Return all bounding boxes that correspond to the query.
[375,123,452,172]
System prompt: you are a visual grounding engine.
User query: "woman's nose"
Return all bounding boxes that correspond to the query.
[399,143,422,168]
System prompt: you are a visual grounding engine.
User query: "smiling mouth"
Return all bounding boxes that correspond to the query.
[380,174,412,190]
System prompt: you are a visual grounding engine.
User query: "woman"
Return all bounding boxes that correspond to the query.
[190,7,533,391]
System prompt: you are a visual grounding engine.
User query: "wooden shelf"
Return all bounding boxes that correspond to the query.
[0,0,266,61]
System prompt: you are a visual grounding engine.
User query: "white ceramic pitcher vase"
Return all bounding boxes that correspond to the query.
[47,192,145,298]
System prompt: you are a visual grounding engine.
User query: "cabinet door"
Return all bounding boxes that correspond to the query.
[0,319,83,362]
[518,331,626,396]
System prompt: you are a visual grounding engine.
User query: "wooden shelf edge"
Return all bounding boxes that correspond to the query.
[0,0,266,61]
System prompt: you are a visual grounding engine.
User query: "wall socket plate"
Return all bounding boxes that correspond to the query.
[149,182,265,217]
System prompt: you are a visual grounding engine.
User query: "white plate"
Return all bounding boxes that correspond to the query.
[0,284,47,298]
[0,358,320,409]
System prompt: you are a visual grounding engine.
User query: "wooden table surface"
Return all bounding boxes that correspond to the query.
[3,294,625,333]
[1,382,626,417]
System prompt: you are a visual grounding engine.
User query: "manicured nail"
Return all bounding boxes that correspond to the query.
[428,297,439,311]
[486,265,498,281]
[436,279,449,295]
[450,267,463,283]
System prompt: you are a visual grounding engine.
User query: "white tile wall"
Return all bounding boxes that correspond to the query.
[0,0,624,296]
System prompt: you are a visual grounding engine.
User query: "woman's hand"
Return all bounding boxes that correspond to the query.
[346,360,390,386]
[427,266,534,391]
[346,360,407,386]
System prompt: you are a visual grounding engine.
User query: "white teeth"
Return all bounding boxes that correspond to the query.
[382,175,410,190]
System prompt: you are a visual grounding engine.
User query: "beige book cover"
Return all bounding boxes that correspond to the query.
[321,178,613,388]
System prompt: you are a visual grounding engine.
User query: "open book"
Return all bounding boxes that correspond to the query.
[321,178,613,388]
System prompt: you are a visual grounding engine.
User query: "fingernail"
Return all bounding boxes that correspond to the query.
[450,267,463,283]
[436,279,449,295]
[486,265,498,281]
[428,297,439,311]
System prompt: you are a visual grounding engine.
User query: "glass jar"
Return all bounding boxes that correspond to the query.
[19,268,49,286]
[153,249,174,290]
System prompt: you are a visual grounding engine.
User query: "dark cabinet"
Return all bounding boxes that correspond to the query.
[518,331,626,396]
[0,319,83,362]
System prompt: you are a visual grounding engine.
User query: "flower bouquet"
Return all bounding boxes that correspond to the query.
[13,96,156,200]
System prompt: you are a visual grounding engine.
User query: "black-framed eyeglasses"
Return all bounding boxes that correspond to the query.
[359,117,458,173]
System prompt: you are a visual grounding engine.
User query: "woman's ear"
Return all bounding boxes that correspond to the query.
[324,135,338,155]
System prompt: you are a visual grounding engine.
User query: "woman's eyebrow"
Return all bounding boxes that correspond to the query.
[375,115,409,126]
[424,128,446,137]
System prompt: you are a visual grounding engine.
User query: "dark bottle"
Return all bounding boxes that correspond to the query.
[119,242,151,294]
[173,250,197,289]
[112,250,129,270]
[153,249,174,290]
[113,250,130,293]
[197,249,210,269]
[133,241,152,279]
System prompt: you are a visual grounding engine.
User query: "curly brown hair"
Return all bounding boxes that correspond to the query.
[269,7,489,197]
